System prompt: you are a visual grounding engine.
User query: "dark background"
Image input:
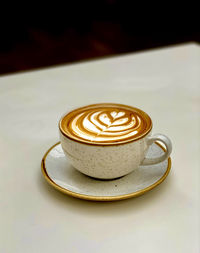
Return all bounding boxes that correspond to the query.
[1,2,199,75]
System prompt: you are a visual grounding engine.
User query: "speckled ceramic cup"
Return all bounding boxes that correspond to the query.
[59,103,172,179]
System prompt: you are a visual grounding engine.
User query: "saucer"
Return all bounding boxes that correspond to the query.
[41,142,171,201]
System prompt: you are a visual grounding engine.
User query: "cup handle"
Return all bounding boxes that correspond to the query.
[141,134,172,166]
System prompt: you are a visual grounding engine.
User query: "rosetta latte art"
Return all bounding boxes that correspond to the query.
[70,109,143,142]
[60,104,152,144]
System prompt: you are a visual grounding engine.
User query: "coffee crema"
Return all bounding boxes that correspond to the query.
[60,103,152,145]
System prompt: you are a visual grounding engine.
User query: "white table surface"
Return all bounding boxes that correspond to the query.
[0,43,199,253]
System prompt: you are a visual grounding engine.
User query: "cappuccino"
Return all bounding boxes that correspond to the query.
[60,103,152,145]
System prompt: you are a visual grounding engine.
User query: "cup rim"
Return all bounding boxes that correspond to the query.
[59,103,153,146]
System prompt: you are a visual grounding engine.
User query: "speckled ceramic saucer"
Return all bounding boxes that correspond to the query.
[41,142,171,201]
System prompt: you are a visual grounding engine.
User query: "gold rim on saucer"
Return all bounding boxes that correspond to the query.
[41,142,171,201]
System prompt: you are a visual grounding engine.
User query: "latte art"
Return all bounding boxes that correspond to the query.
[60,104,152,145]
[71,110,142,142]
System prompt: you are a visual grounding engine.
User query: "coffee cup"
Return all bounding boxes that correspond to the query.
[59,103,172,179]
